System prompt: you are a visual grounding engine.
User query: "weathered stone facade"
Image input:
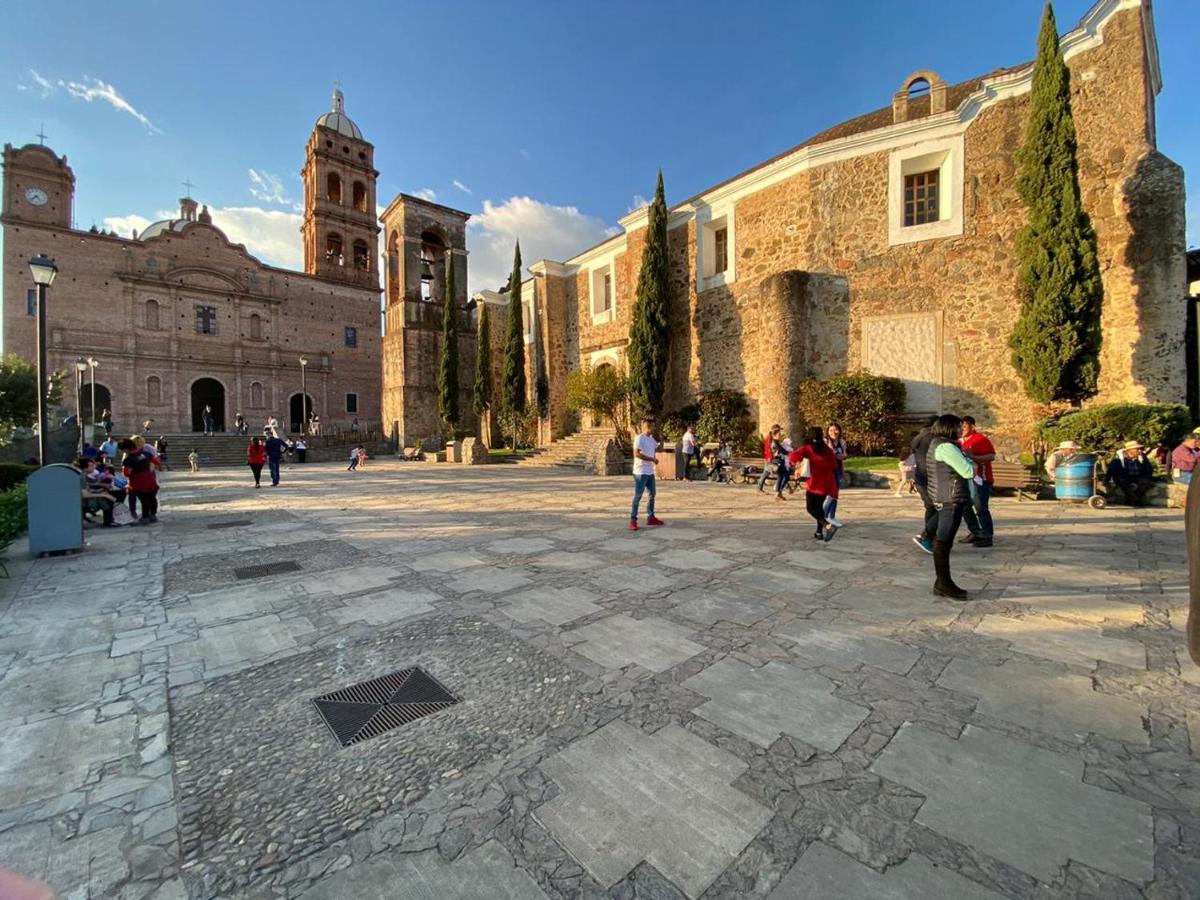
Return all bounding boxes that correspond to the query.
[481,0,1185,451]
[1,91,383,434]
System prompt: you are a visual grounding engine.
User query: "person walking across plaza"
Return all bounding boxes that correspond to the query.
[119,437,162,524]
[202,404,215,436]
[926,414,977,600]
[789,428,840,541]
[247,437,267,488]
[296,438,308,463]
[188,448,200,473]
[910,415,939,554]
[823,422,848,527]
[100,408,114,438]
[959,416,995,547]
[757,425,782,493]
[630,417,664,531]
[681,425,700,481]
[265,431,287,486]
[1171,430,1200,485]
[348,445,361,471]
[1105,441,1155,506]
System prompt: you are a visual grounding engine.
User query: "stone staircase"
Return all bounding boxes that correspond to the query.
[150,433,391,467]
[516,426,614,469]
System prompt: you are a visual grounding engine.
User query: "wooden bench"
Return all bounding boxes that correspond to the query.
[990,461,1041,501]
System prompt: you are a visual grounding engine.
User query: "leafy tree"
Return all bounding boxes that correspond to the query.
[472,302,492,420]
[500,241,527,448]
[0,355,65,434]
[796,371,906,455]
[565,364,631,446]
[436,251,459,428]
[1008,1,1104,405]
[627,171,671,416]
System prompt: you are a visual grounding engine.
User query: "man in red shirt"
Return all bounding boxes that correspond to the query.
[959,416,995,547]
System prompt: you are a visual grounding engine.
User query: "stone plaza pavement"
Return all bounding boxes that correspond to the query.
[0,461,1197,899]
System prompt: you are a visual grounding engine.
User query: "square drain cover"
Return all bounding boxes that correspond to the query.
[207,519,253,530]
[234,560,302,580]
[313,667,459,747]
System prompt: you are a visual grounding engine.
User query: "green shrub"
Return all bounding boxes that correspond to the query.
[1037,403,1192,452]
[695,390,758,454]
[0,484,28,546]
[496,407,540,450]
[796,372,906,455]
[0,463,36,492]
[659,405,701,444]
[566,365,632,443]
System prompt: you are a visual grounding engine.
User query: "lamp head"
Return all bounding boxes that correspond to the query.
[299,356,308,367]
[29,254,58,286]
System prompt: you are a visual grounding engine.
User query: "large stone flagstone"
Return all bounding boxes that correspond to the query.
[672,591,775,627]
[681,658,868,750]
[444,567,531,595]
[327,588,439,626]
[535,719,771,898]
[170,615,315,675]
[590,565,678,594]
[767,842,1006,899]
[0,651,138,720]
[488,536,556,555]
[774,619,920,675]
[656,548,733,571]
[501,586,604,626]
[872,723,1153,882]
[731,566,827,596]
[0,711,135,808]
[564,614,704,672]
[975,614,1146,670]
[298,839,548,899]
[0,823,128,900]
[827,588,962,628]
[937,656,1148,744]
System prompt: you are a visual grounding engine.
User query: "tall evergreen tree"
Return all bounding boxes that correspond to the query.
[472,302,492,421]
[533,282,551,419]
[436,251,459,428]
[1008,2,1104,405]
[500,241,527,447]
[627,171,671,415]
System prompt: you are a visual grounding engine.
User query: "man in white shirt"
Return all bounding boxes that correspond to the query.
[680,425,699,481]
[630,417,665,531]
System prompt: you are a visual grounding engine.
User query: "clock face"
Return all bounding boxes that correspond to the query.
[24,187,48,206]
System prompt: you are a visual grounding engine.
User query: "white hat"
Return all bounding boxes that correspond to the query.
[1056,440,1079,451]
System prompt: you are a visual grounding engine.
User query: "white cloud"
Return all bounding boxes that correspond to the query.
[414,188,437,202]
[518,148,531,160]
[248,169,291,205]
[104,205,304,270]
[466,196,615,295]
[59,76,160,134]
[453,180,472,195]
[25,69,54,97]
[627,194,649,213]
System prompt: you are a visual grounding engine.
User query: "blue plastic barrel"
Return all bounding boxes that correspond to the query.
[1055,454,1096,501]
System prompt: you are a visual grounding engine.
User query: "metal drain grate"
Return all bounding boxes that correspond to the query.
[233,560,302,580]
[312,667,459,747]
[207,519,253,530]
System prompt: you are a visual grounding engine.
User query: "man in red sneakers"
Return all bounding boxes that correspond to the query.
[630,416,664,530]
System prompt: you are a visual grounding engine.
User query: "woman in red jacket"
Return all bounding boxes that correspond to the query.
[789,427,841,542]
[118,438,162,524]
[247,437,267,488]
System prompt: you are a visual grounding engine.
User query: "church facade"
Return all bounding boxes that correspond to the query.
[1,90,385,435]
[488,0,1184,451]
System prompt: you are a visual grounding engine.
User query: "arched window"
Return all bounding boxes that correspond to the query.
[353,181,367,212]
[419,231,446,302]
[250,381,264,407]
[906,77,931,98]
[387,230,401,304]
[326,172,342,204]
[249,313,262,340]
[353,239,370,271]
[144,299,160,330]
[326,233,343,265]
[146,375,162,405]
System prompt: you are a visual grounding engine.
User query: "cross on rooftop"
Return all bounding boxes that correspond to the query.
[35,124,47,145]
[183,178,195,197]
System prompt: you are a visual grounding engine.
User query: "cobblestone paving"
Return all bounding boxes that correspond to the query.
[0,461,1197,899]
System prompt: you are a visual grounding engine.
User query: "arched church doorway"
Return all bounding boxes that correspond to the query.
[191,378,226,432]
[78,382,112,426]
[289,393,314,434]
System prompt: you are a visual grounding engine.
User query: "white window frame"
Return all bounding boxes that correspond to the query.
[697,204,736,291]
[888,134,963,247]
[590,265,614,324]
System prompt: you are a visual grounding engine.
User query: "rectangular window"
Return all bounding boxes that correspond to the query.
[590,265,614,321]
[903,170,939,227]
[602,273,612,312]
[26,288,36,317]
[195,304,217,335]
[345,393,358,414]
[713,227,728,274]
[345,326,357,348]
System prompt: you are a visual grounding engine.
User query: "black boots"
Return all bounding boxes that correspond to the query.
[933,540,969,601]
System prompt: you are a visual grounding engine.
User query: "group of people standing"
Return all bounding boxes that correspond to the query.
[78,434,163,527]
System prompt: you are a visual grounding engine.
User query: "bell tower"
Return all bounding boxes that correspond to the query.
[300,87,379,287]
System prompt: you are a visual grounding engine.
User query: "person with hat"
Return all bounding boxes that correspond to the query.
[1044,441,1081,480]
[1170,430,1200,485]
[1105,440,1155,506]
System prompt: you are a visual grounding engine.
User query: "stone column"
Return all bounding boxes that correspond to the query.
[755,271,808,442]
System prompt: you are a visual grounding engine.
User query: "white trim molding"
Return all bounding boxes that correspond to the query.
[887,134,964,247]
[694,200,736,291]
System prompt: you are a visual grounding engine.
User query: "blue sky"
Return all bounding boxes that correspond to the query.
[2,0,1195,294]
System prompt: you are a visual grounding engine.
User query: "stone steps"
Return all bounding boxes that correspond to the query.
[516,428,613,469]
[142,434,390,467]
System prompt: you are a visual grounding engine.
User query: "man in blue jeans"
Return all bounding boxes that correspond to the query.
[959,416,995,547]
[630,417,664,531]
[265,433,287,486]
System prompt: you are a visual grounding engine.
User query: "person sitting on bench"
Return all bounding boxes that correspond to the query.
[1105,441,1155,507]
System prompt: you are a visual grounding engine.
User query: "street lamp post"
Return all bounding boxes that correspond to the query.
[74,359,88,454]
[87,357,99,431]
[28,255,58,466]
[299,357,308,435]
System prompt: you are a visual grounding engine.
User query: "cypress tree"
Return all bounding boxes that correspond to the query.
[627,171,671,416]
[472,302,492,420]
[533,282,551,419]
[1008,1,1104,405]
[500,241,527,447]
[436,251,459,428]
